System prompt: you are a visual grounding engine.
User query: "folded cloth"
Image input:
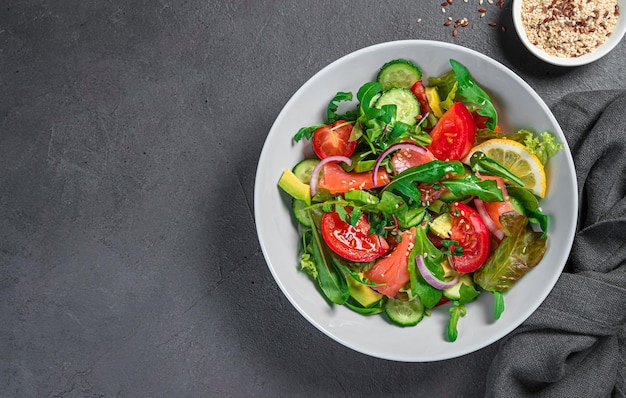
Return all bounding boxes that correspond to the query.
[485,90,626,398]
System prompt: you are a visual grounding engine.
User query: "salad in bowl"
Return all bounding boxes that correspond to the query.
[277,57,562,341]
[255,41,577,361]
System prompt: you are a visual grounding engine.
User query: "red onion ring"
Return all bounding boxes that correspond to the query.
[416,254,459,290]
[372,142,428,186]
[309,156,352,197]
[474,198,505,240]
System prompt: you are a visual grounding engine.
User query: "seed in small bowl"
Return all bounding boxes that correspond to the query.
[513,0,626,66]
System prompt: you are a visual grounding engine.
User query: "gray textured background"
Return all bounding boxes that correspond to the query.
[1,1,624,397]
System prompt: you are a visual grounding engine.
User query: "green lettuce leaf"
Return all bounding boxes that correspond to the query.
[523,131,563,165]
[473,213,548,292]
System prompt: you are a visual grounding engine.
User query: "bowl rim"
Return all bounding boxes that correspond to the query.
[254,39,578,362]
[512,0,626,67]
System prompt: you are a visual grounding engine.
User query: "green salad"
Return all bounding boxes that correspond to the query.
[278,58,562,341]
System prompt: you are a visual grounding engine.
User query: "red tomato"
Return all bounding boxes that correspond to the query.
[317,163,390,194]
[364,227,416,298]
[410,80,432,115]
[479,175,513,230]
[390,146,437,174]
[435,296,450,307]
[473,113,501,132]
[449,202,490,273]
[312,120,357,159]
[427,102,476,161]
[321,211,389,262]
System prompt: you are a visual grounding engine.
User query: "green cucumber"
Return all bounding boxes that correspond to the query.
[291,199,312,227]
[375,88,420,126]
[377,59,422,91]
[292,158,320,184]
[385,297,425,326]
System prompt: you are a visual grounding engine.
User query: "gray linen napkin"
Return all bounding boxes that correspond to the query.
[485,90,626,398]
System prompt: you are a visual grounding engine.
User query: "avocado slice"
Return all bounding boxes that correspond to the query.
[278,169,311,205]
[346,274,383,308]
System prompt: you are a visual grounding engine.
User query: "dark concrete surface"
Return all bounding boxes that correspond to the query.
[1,1,624,397]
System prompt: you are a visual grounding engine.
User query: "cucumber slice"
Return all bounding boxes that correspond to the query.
[291,199,312,227]
[377,59,422,91]
[375,88,420,126]
[385,297,425,326]
[292,158,320,184]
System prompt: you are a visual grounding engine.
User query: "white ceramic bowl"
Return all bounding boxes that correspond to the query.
[254,40,577,362]
[513,0,626,67]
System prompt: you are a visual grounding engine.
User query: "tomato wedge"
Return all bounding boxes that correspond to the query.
[312,120,356,159]
[321,211,389,262]
[317,163,390,194]
[410,80,432,115]
[449,202,490,273]
[364,227,416,298]
[473,112,501,132]
[427,102,476,161]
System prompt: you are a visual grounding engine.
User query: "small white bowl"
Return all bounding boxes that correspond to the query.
[513,0,626,67]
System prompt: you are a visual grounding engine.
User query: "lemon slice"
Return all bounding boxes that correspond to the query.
[464,138,547,198]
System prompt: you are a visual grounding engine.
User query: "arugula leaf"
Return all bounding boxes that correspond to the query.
[377,191,426,229]
[450,59,498,130]
[309,212,350,304]
[457,283,481,304]
[408,224,444,308]
[441,176,503,202]
[345,299,385,315]
[327,91,357,123]
[294,124,325,142]
[492,291,505,320]
[506,186,539,211]
[349,82,384,143]
[447,303,467,342]
[527,208,550,238]
[473,213,548,293]
[469,151,525,187]
[506,186,550,237]
[384,161,465,199]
